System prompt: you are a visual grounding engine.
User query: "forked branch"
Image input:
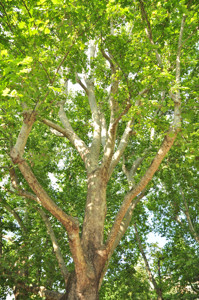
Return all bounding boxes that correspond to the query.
[10,111,88,280]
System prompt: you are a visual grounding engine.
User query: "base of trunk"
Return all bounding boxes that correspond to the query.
[60,272,99,300]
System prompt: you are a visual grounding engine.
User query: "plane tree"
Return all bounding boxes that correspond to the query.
[0,0,198,299]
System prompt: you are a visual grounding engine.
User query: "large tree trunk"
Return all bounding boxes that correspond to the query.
[60,272,99,300]
[60,170,108,300]
[82,169,107,253]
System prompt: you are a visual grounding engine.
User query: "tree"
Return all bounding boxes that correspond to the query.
[0,0,198,299]
[146,142,199,299]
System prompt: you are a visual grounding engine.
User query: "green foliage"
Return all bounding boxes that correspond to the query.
[0,0,198,298]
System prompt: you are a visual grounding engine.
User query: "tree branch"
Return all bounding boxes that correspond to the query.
[134,223,162,299]
[99,192,145,288]
[85,78,101,170]
[10,112,88,280]
[0,198,26,233]
[75,73,89,95]
[43,112,90,170]
[17,283,64,300]
[106,129,177,255]
[37,208,70,285]
[183,196,199,244]
[8,168,70,285]
[138,0,163,66]
[100,48,119,171]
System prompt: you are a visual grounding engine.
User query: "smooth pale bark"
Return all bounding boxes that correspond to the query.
[81,169,107,253]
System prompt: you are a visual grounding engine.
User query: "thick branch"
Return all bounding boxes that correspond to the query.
[108,120,132,176]
[8,171,70,285]
[101,49,119,170]
[85,79,101,169]
[17,284,64,300]
[99,192,145,288]
[42,117,90,170]
[10,113,88,280]
[106,129,177,254]
[13,111,36,157]
[105,10,186,252]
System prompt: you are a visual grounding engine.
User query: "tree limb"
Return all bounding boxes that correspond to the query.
[37,208,70,286]
[43,116,90,170]
[17,283,64,300]
[138,0,163,66]
[134,223,162,299]
[0,198,26,233]
[8,168,70,285]
[100,48,119,171]
[85,78,101,170]
[183,196,199,244]
[99,192,145,288]
[106,129,177,255]
[10,111,88,281]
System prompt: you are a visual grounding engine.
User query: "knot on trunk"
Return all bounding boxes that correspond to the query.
[23,111,37,125]
[10,148,24,164]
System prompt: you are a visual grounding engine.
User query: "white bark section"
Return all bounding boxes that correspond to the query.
[38,208,70,285]
[108,120,132,176]
[100,49,119,170]
[100,112,108,148]
[11,112,36,159]
[43,116,90,170]
[85,78,101,169]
